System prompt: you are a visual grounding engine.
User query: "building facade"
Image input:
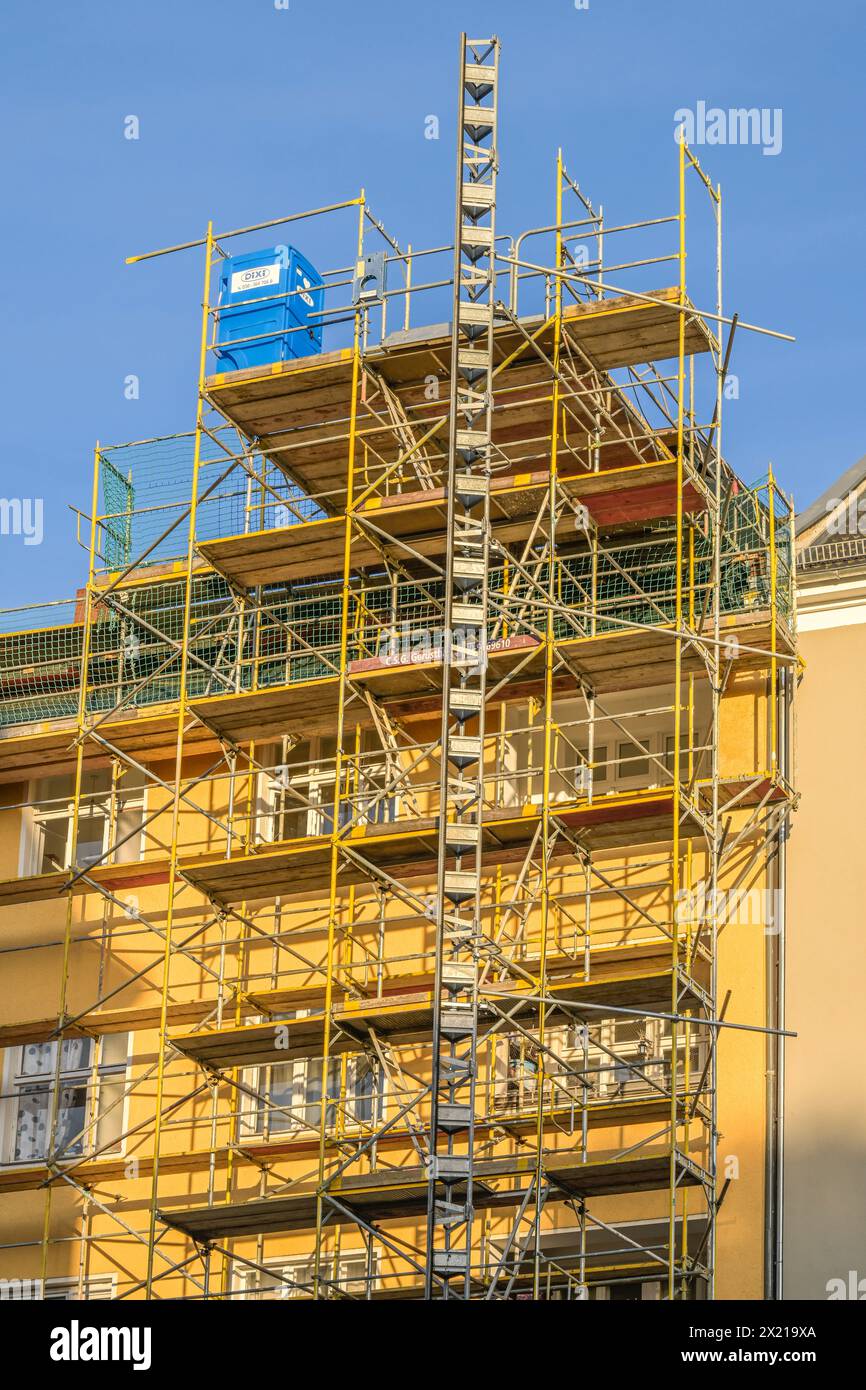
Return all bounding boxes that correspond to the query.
[784,459,866,1300]
[0,43,798,1301]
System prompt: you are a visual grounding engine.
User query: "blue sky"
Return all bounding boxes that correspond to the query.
[1,0,863,608]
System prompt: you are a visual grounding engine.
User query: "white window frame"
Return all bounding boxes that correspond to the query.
[491,1019,706,1112]
[239,1019,385,1142]
[592,1278,662,1301]
[234,1250,376,1300]
[259,735,400,844]
[21,770,147,877]
[0,1035,130,1168]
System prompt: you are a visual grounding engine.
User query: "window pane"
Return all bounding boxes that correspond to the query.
[60,1037,93,1072]
[80,770,112,797]
[664,735,688,780]
[20,1042,54,1076]
[14,1084,50,1161]
[38,819,68,873]
[577,745,607,785]
[21,1037,92,1075]
[113,805,144,864]
[279,807,309,840]
[285,740,311,769]
[100,1032,129,1069]
[55,1084,88,1156]
[303,1058,339,1128]
[95,1078,124,1152]
[340,1256,371,1297]
[34,775,74,804]
[267,1063,295,1134]
[617,741,649,780]
[350,1059,375,1125]
[75,813,106,868]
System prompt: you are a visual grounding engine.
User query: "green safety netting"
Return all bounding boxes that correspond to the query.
[0,505,786,732]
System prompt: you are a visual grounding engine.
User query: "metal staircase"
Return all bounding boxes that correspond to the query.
[425,34,500,1300]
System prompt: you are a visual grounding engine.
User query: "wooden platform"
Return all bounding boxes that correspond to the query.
[0,699,221,786]
[0,935,708,1049]
[0,996,222,1049]
[158,1146,704,1240]
[0,854,172,910]
[204,290,714,510]
[0,767,788,909]
[0,606,789,785]
[187,609,792,748]
[169,966,707,1070]
[197,458,706,591]
[177,788,690,907]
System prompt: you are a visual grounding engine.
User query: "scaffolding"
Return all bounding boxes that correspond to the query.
[0,36,797,1301]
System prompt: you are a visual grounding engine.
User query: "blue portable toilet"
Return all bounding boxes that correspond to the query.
[213,245,325,373]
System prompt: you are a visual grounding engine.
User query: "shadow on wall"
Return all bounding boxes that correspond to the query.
[784,1138,866,1300]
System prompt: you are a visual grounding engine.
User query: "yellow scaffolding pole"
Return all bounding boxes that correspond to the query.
[668,132,687,1301]
[313,191,366,1298]
[39,440,102,1291]
[145,221,215,1295]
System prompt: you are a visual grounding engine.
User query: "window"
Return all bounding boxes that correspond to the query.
[594,1017,704,1099]
[24,770,145,876]
[576,744,607,790]
[492,1037,541,1113]
[663,734,689,782]
[592,1280,662,1301]
[490,1019,705,1112]
[1,1034,129,1166]
[235,1252,375,1300]
[351,733,400,827]
[242,1050,382,1140]
[261,734,399,844]
[616,741,650,782]
[43,1275,116,1301]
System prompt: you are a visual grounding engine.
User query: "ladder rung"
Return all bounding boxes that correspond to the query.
[448,686,483,719]
[455,385,488,420]
[440,1053,474,1081]
[448,733,482,764]
[439,1103,473,1133]
[457,344,488,371]
[433,1153,471,1181]
[461,181,495,209]
[443,870,478,903]
[442,959,477,989]
[451,601,484,628]
[432,1248,469,1277]
[463,104,496,131]
[434,1198,472,1227]
[453,513,486,548]
[443,821,480,854]
[453,472,488,504]
[453,555,485,589]
[440,1008,475,1040]
[464,62,496,85]
[454,430,488,458]
[458,301,489,327]
[461,223,494,247]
